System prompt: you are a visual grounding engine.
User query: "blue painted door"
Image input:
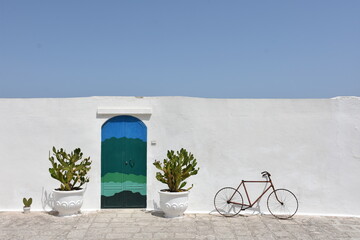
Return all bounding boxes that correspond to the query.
[101,116,147,208]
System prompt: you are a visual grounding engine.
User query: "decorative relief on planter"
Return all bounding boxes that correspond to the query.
[163,202,188,216]
[159,191,189,218]
[55,200,83,210]
[52,189,85,216]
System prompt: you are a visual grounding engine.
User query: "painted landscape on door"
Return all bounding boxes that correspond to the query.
[101,116,147,208]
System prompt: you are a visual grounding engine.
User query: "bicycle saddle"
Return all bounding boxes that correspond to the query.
[261,171,271,177]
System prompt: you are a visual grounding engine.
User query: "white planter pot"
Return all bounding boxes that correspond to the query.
[52,188,85,216]
[159,190,189,218]
[23,207,30,214]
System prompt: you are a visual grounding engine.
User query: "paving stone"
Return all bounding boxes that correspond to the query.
[165,226,197,233]
[253,233,277,240]
[197,226,215,232]
[234,229,252,236]
[115,213,132,218]
[77,216,95,223]
[213,226,233,233]
[131,213,154,218]
[0,210,359,240]
[87,227,110,234]
[111,217,137,223]
[89,222,109,228]
[346,231,360,238]
[140,226,168,233]
[132,232,153,238]
[235,236,255,240]
[27,236,58,240]
[153,232,175,238]
[112,226,140,233]
[142,221,165,226]
[272,230,294,238]
[38,229,68,236]
[0,236,25,240]
[73,222,91,230]
[195,235,217,240]
[214,237,237,240]
[84,233,108,239]
[47,225,73,232]
[106,232,133,239]
[175,232,197,238]
[93,217,112,223]
[67,229,87,239]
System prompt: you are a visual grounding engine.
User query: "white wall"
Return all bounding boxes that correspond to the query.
[0,96,359,216]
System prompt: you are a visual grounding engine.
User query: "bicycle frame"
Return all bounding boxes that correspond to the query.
[228,178,276,209]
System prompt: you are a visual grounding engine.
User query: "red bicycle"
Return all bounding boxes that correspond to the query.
[214,171,298,219]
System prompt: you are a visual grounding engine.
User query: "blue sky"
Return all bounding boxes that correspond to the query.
[0,1,359,98]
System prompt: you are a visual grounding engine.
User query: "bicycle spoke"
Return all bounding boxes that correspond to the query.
[214,187,243,217]
[267,189,298,219]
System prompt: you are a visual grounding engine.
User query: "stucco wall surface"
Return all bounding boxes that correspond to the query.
[0,96,359,216]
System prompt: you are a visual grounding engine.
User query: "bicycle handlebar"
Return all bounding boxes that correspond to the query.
[261,171,271,177]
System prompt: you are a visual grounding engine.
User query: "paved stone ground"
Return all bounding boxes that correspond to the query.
[1,209,360,240]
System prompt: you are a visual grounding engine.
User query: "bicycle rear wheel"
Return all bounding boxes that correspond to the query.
[267,188,298,219]
[214,187,243,217]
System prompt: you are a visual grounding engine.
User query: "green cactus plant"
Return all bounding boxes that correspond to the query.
[23,197,32,207]
[153,148,199,192]
[49,147,92,191]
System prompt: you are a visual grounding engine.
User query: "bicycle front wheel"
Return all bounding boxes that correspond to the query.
[267,188,298,219]
[214,187,243,217]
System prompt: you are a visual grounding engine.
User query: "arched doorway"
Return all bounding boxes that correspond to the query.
[101,115,147,208]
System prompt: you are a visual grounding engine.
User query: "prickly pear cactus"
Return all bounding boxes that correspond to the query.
[153,148,199,192]
[49,147,92,191]
[23,197,32,207]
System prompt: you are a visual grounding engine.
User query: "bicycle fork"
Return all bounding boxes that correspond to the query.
[269,179,284,205]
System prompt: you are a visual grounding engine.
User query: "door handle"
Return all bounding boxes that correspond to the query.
[129,160,135,168]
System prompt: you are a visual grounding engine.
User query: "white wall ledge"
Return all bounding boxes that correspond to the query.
[97,107,152,115]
